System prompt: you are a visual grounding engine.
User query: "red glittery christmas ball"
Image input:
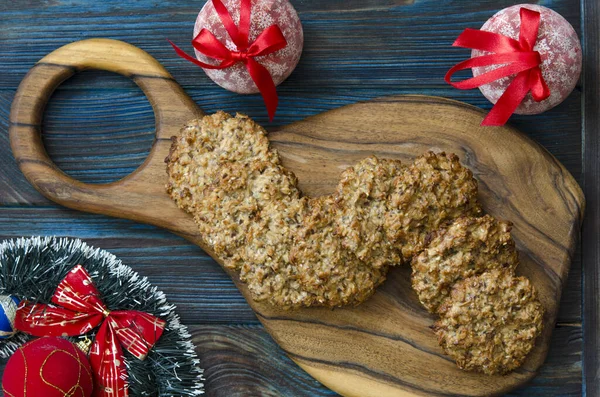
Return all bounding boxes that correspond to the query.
[472,4,582,115]
[194,0,303,94]
[2,337,93,397]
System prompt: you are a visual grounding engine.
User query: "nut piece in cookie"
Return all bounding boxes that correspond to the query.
[433,269,544,375]
[411,215,519,313]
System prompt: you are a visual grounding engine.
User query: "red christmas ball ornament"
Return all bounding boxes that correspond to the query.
[193,0,303,94]
[2,337,93,397]
[472,4,582,115]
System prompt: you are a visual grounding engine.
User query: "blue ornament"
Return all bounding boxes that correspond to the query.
[0,295,20,339]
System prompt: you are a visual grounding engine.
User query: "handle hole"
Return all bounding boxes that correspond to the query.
[42,70,155,184]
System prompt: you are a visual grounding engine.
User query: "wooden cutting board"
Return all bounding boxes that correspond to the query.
[9,39,584,397]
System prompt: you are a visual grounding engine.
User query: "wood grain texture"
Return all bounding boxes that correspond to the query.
[582,0,600,395]
[8,39,584,397]
[191,324,581,397]
[0,0,589,395]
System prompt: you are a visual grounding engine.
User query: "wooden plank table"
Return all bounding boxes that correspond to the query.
[0,0,597,395]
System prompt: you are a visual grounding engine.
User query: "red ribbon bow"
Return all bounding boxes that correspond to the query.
[445,8,551,126]
[15,265,166,397]
[169,0,288,121]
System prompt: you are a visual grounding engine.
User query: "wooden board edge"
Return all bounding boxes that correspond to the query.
[290,357,537,397]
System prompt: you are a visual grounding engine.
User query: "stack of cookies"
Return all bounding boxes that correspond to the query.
[411,215,545,375]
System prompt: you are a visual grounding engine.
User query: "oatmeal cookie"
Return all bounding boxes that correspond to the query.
[289,196,388,307]
[433,269,544,375]
[166,113,300,271]
[334,153,481,268]
[384,152,482,260]
[334,156,405,269]
[411,215,518,313]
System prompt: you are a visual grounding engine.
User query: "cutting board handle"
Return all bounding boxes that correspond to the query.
[9,39,204,228]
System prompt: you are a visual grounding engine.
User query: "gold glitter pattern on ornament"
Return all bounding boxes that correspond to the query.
[39,346,92,397]
[2,348,27,397]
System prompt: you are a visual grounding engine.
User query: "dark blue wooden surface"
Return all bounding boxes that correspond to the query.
[0,1,589,395]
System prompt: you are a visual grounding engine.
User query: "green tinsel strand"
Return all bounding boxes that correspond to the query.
[0,237,204,396]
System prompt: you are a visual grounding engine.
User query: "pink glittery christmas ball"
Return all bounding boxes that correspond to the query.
[193,0,303,94]
[472,4,582,115]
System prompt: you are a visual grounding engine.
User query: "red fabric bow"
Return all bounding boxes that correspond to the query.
[169,0,287,121]
[445,8,551,126]
[15,265,166,397]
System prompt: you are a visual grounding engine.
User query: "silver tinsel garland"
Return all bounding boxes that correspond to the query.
[0,236,204,396]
